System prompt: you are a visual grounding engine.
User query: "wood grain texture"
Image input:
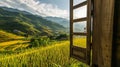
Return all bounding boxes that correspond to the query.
[86,0,92,65]
[73,17,87,22]
[70,0,73,57]
[92,0,115,67]
[92,0,100,66]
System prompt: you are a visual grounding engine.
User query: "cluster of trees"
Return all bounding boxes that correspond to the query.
[29,34,69,47]
[30,36,50,47]
[49,34,69,40]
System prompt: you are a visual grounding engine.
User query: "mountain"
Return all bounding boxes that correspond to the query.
[45,17,69,28]
[45,17,86,32]
[0,7,65,36]
[1,7,32,15]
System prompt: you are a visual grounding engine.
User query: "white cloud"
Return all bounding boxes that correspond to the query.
[73,5,87,19]
[0,0,69,19]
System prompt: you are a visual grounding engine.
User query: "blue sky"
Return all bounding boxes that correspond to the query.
[0,0,86,19]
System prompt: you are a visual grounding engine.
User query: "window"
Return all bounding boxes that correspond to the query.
[70,0,92,65]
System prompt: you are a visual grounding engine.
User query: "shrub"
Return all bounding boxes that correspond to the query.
[56,34,68,40]
[30,36,50,47]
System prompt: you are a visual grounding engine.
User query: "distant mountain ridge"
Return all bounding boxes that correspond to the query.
[45,17,69,28]
[1,7,32,15]
[0,7,66,36]
[45,16,86,32]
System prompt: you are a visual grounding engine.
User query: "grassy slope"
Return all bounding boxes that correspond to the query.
[0,38,88,67]
[0,40,29,51]
[0,30,30,51]
[0,7,65,36]
[0,30,24,42]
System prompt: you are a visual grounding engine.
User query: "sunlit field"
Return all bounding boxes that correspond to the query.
[0,30,24,42]
[73,36,86,48]
[0,37,88,67]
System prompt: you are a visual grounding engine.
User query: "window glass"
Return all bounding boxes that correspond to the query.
[73,0,87,6]
[73,5,87,19]
[73,35,86,48]
[73,21,87,33]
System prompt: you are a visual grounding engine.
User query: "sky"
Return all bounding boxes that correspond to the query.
[0,0,86,19]
[39,0,69,10]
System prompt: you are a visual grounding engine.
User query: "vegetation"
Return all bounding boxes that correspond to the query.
[73,36,86,48]
[0,30,24,42]
[0,7,65,36]
[0,32,88,67]
[30,36,50,47]
[55,34,69,40]
[0,7,88,67]
[0,38,88,67]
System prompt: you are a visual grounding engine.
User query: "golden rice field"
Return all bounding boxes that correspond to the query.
[73,36,86,48]
[0,40,29,51]
[0,30,24,42]
[0,37,88,67]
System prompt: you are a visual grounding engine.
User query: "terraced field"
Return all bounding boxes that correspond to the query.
[0,30,24,42]
[0,30,87,67]
[0,41,87,67]
[0,40,29,51]
[0,38,88,67]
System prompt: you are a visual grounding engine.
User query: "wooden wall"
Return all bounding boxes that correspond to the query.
[92,0,115,67]
[112,0,120,67]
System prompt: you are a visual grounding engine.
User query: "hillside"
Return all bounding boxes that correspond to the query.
[45,16,69,28]
[0,30,24,42]
[45,16,86,32]
[0,7,65,36]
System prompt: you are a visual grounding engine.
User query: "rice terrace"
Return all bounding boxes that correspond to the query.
[0,0,119,67]
[0,30,87,67]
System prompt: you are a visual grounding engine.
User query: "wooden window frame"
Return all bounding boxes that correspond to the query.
[70,0,92,65]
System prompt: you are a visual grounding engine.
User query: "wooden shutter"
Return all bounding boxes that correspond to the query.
[70,0,92,65]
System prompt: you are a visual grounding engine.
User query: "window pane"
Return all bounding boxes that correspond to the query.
[73,21,87,33]
[73,5,87,19]
[73,35,86,48]
[73,0,87,6]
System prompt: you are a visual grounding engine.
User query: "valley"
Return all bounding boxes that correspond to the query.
[0,7,86,67]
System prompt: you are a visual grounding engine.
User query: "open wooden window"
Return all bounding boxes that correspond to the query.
[70,0,92,65]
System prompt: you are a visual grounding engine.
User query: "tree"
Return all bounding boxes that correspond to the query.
[56,34,68,40]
